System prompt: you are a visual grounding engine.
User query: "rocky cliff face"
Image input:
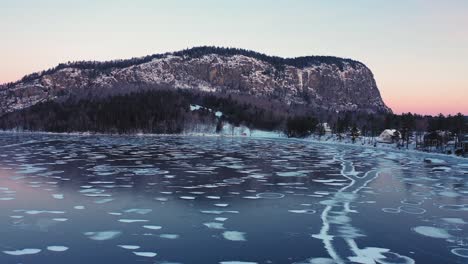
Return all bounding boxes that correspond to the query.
[0,47,391,115]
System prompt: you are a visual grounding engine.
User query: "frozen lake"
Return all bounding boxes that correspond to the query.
[0,133,467,264]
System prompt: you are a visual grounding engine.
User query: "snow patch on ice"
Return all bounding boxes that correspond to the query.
[442,218,467,225]
[348,247,415,264]
[293,258,335,264]
[47,246,68,252]
[143,225,162,230]
[220,262,258,264]
[52,194,64,199]
[201,210,239,214]
[223,231,246,241]
[133,251,157,257]
[52,218,68,222]
[180,196,196,200]
[159,234,179,239]
[124,208,152,215]
[288,209,316,214]
[3,248,41,255]
[412,226,451,239]
[84,231,122,240]
[118,245,140,250]
[94,198,114,204]
[204,222,225,229]
[118,219,148,223]
[19,210,65,215]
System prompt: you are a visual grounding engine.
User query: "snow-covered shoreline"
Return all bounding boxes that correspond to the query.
[0,129,466,161]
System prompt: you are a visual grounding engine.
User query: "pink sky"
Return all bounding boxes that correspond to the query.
[1,0,467,116]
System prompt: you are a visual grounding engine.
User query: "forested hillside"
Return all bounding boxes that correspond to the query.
[1,87,463,138]
[0,89,288,134]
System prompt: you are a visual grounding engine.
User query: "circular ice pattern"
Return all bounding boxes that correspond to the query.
[256,192,285,199]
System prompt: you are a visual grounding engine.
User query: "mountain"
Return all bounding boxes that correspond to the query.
[0,47,390,114]
[0,47,391,134]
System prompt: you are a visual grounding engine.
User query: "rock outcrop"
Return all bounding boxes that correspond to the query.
[0,47,391,116]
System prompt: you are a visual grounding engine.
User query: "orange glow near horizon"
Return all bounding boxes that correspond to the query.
[386,98,467,116]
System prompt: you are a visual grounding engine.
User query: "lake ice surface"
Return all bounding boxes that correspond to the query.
[0,133,467,264]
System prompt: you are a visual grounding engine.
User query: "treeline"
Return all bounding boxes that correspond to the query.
[380,113,466,135]
[283,111,467,139]
[285,116,319,138]
[3,46,361,88]
[0,88,465,137]
[173,46,362,71]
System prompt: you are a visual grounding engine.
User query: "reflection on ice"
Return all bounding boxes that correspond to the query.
[0,134,466,263]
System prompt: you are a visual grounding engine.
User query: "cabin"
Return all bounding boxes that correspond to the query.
[377,129,401,144]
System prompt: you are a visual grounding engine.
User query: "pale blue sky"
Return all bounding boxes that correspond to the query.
[1,0,467,114]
